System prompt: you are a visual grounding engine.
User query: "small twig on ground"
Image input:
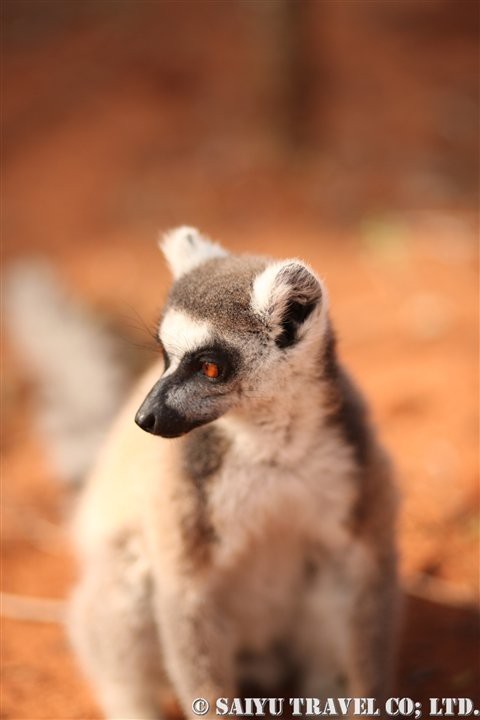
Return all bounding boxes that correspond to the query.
[2,503,66,555]
[0,591,66,623]
[0,574,477,626]
[404,572,479,608]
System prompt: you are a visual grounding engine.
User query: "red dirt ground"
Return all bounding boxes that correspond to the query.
[2,3,479,719]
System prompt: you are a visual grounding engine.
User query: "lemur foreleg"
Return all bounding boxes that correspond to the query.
[155,585,235,720]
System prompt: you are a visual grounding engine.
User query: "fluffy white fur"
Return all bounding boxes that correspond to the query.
[251,258,327,323]
[160,226,227,279]
[250,259,329,355]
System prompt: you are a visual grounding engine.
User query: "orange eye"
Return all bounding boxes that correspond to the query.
[202,361,219,379]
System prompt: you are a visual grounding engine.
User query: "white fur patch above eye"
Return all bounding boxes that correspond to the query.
[159,308,213,374]
[159,226,228,279]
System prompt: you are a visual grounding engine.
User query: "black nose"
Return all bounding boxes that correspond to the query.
[135,409,157,434]
[135,379,202,438]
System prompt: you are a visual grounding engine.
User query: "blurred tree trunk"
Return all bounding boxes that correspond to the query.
[246,0,324,155]
[280,0,317,150]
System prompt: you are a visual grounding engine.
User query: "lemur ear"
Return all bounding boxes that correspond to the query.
[159,226,228,279]
[252,260,325,348]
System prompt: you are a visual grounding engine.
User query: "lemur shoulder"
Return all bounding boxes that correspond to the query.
[69,227,399,720]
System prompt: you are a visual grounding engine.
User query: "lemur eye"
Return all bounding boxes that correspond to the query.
[201,361,219,379]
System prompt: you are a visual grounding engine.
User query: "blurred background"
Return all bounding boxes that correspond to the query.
[2,1,479,717]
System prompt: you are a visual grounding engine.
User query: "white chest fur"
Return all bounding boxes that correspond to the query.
[210,417,358,568]
[204,419,363,659]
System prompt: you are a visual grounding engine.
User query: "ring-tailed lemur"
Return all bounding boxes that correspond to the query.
[68,227,399,720]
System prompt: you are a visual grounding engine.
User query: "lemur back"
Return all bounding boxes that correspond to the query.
[69,228,398,720]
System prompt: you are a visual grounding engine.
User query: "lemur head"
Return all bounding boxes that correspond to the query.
[135,227,329,438]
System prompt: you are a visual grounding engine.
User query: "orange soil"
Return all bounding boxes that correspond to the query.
[2,3,479,718]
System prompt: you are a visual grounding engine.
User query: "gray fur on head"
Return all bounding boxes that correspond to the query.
[135,228,330,438]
